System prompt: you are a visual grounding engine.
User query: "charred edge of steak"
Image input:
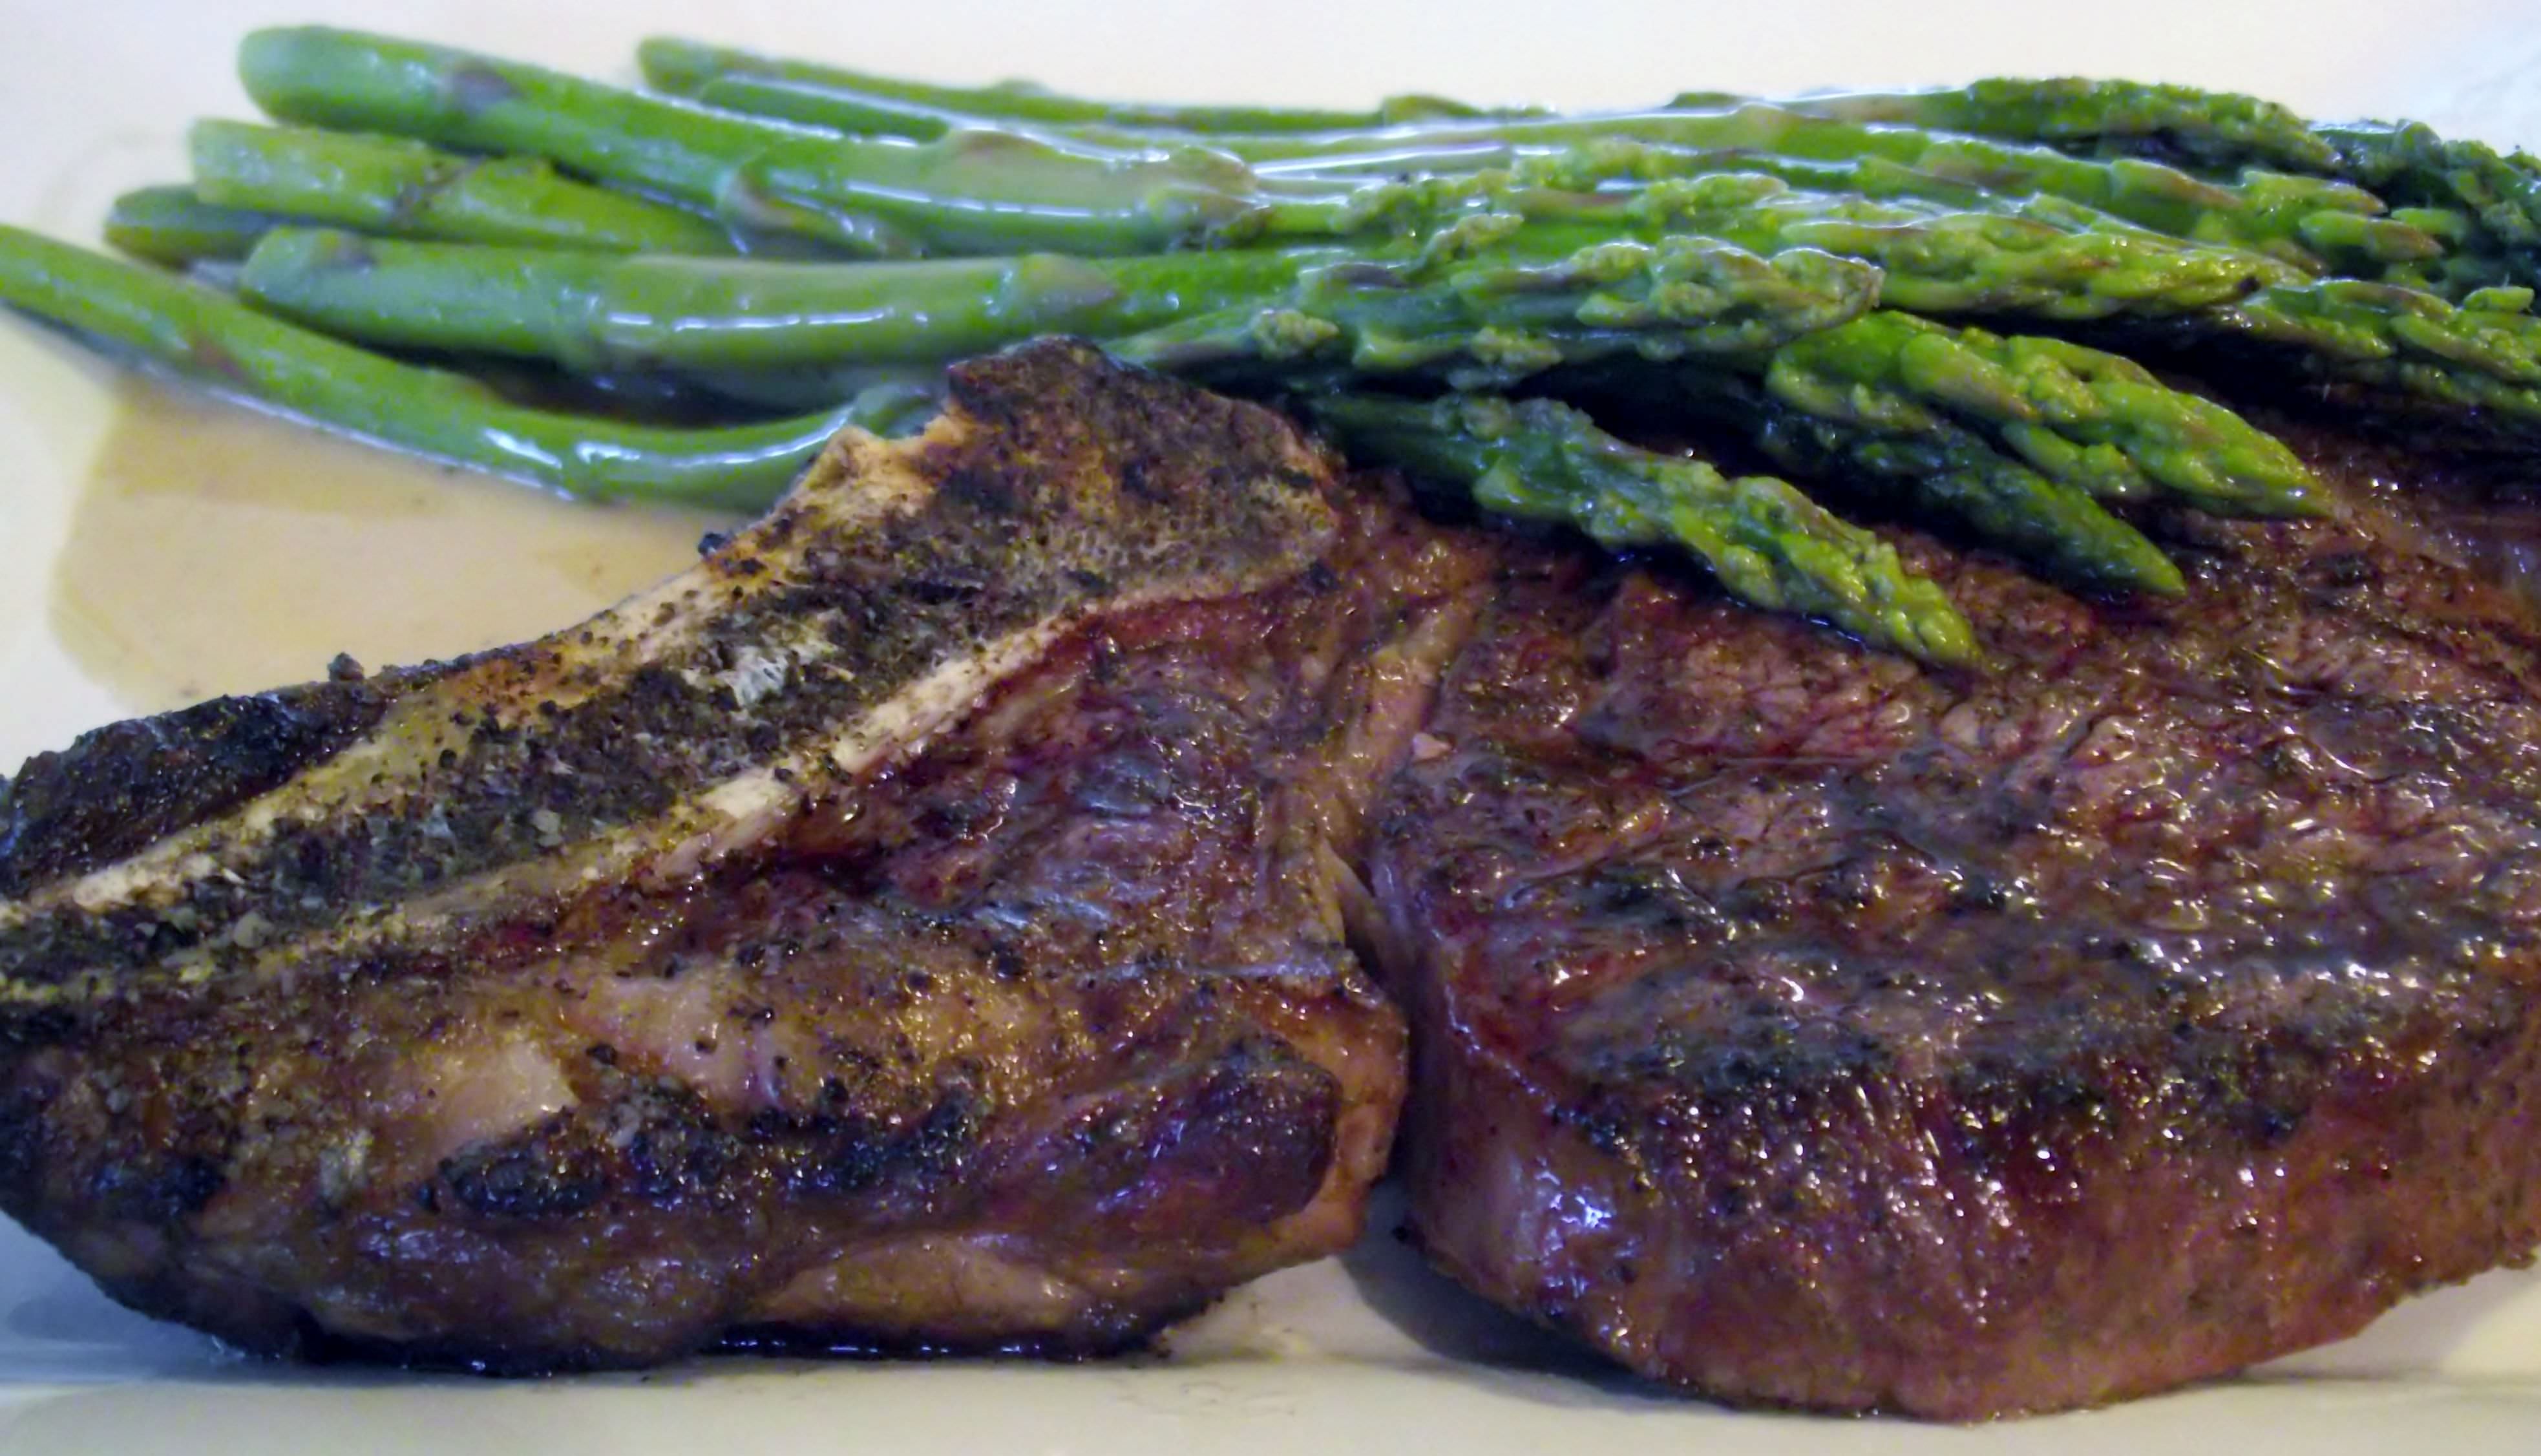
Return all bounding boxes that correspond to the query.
[11,1029,1349,1375]
[939,335,1330,507]
[0,681,399,896]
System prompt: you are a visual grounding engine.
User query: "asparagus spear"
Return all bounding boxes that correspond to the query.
[1775,79,2541,264]
[1767,311,2326,518]
[637,36,1520,135]
[2170,275,2541,432]
[237,26,2466,295]
[1313,391,1977,664]
[236,223,1882,385]
[1763,81,2541,299]
[1685,375,2188,597]
[0,222,885,507]
[690,76,967,143]
[1059,103,2434,275]
[231,213,2332,525]
[238,26,1273,257]
[1109,230,1882,386]
[1291,164,2328,320]
[103,185,284,266]
[1605,168,2541,430]
[190,120,738,254]
[236,227,1331,370]
[1770,79,2339,174]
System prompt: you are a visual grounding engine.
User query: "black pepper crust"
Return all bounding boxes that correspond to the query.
[0,339,1339,1001]
[0,681,400,896]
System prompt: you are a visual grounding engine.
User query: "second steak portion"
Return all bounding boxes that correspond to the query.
[1370,426,2541,1417]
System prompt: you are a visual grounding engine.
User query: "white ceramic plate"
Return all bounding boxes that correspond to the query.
[8,2,2541,1449]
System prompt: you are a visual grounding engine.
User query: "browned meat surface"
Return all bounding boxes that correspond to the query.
[0,341,1490,1371]
[11,333,2541,1413]
[1369,420,2541,1418]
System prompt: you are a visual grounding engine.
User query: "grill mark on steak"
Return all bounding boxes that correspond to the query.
[1369,413,2541,1417]
[0,343,1493,1371]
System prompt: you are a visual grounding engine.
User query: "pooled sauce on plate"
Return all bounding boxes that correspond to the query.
[52,379,737,712]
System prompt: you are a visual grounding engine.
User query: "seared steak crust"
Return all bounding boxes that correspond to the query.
[12,333,2541,1413]
[1371,421,2541,1417]
[0,343,1488,1370]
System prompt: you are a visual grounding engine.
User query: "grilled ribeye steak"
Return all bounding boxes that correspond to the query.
[0,341,1486,1369]
[1370,422,2541,1418]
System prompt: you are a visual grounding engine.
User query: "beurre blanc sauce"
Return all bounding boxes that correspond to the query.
[53,380,737,711]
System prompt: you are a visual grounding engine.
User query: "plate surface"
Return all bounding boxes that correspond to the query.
[6,1,2541,1448]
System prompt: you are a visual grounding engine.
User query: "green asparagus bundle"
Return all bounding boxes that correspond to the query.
[233,227,1330,371]
[235,218,1884,386]
[1770,79,2340,175]
[1732,383,2190,598]
[215,208,2317,599]
[232,174,2325,364]
[237,26,1280,258]
[222,167,2445,389]
[9,24,2536,670]
[1763,312,2323,518]
[235,28,2460,284]
[636,48,2500,300]
[1765,78,2541,297]
[996,102,2435,275]
[1311,391,1980,664]
[226,213,2323,509]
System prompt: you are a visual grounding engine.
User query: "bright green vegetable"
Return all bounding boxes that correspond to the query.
[235,227,1326,370]
[103,185,283,265]
[1761,79,2541,298]
[1766,311,2325,518]
[1312,390,1979,665]
[190,119,738,253]
[637,36,1524,136]
[238,26,1277,257]
[1769,79,2339,174]
[1039,101,2429,273]
[237,222,1884,388]
[1688,374,2190,597]
[14,25,2533,670]
[0,222,888,507]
